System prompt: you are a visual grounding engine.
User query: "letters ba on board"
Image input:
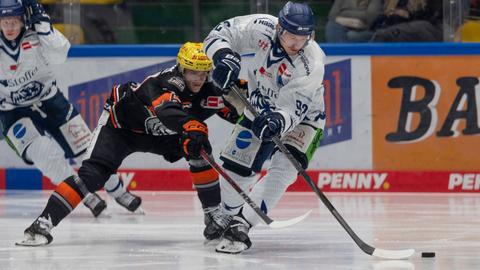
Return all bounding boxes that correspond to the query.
[371,56,480,170]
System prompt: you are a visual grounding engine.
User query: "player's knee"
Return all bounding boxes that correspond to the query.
[269,150,301,186]
[78,161,112,193]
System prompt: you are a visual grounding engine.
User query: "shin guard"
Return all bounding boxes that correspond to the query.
[189,157,220,209]
[41,175,88,226]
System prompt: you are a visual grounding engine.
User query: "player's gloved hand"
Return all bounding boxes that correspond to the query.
[25,0,50,26]
[212,49,241,92]
[252,112,285,141]
[181,119,212,159]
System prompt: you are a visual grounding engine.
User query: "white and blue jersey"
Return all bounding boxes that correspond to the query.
[204,14,326,134]
[0,22,91,160]
[0,21,70,111]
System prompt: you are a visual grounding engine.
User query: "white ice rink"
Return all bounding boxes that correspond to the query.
[1,190,479,270]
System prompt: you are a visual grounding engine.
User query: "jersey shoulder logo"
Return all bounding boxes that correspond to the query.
[167,76,186,92]
[21,42,32,50]
[253,18,275,30]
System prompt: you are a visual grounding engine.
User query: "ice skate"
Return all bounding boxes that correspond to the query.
[215,214,251,254]
[203,205,232,243]
[83,192,107,217]
[16,216,53,247]
[115,190,144,214]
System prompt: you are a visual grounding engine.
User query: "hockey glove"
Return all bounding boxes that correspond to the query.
[24,0,50,26]
[212,49,241,92]
[252,112,285,141]
[181,119,212,159]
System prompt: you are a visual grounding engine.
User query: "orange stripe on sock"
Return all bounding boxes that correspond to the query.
[55,182,82,208]
[191,168,219,185]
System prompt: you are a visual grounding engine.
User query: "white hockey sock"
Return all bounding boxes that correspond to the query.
[104,174,126,198]
[242,151,298,227]
[220,169,257,216]
[25,136,76,185]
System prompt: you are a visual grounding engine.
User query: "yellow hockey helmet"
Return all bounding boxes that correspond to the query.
[177,42,212,72]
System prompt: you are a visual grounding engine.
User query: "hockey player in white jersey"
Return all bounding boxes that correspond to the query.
[0,0,141,218]
[204,1,326,253]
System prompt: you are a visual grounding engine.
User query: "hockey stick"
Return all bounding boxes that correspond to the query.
[230,85,415,260]
[200,149,311,229]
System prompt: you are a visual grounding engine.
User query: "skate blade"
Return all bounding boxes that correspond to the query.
[215,238,248,254]
[203,238,221,246]
[96,210,112,218]
[132,207,146,215]
[15,236,49,247]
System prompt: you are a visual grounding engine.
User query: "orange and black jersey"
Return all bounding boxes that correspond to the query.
[105,65,239,136]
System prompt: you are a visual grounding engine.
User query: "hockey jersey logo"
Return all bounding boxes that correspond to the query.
[145,116,176,136]
[258,39,269,51]
[10,81,44,105]
[201,96,224,109]
[2,66,39,88]
[259,67,272,78]
[277,63,291,87]
[250,88,272,113]
[22,42,32,50]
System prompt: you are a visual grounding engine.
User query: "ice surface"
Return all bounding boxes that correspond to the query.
[1,190,479,270]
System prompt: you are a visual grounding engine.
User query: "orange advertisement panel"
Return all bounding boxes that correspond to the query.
[372,56,480,170]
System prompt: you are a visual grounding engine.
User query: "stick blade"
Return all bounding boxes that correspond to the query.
[268,210,312,229]
[372,248,415,260]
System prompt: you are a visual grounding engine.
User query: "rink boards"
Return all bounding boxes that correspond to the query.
[0,44,479,192]
[1,168,480,192]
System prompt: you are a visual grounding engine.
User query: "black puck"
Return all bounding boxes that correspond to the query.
[421,252,435,258]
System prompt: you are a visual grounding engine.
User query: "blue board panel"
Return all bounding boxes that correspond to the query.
[6,168,42,190]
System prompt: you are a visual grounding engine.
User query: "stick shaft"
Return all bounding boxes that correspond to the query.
[230,85,375,255]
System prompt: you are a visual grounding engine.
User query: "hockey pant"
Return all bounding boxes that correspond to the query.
[219,118,323,226]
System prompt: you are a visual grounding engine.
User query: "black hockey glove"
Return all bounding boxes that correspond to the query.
[212,48,241,92]
[24,0,50,26]
[252,112,285,141]
[181,119,212,159]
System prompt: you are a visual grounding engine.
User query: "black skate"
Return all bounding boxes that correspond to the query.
[83,192,107,217]
[203,205,232,241]
[115,191,142,213]
[215,213,252,254]
[16,216,53,246]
